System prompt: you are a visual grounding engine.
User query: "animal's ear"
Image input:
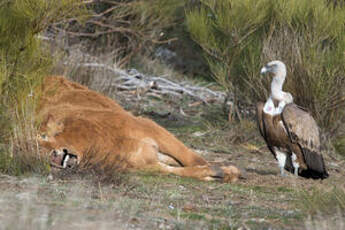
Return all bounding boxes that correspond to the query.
[46,114,56,128]
[46,114,64,135]
[46,114,54,124]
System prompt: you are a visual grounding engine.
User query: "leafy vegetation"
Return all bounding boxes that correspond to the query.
[186,0,345,132]
[0,0,86,174]
[58,0,187,67]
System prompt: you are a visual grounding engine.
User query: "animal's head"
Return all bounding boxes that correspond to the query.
[38,114,64,143]
[38,115,79,169]
[260,60,287,76]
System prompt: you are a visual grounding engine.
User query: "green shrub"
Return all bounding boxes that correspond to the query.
[0,0,86,175]
[186,0,345,132]
[60,0,186,67]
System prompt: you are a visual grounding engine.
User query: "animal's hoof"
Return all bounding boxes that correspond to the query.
[210,166,225,180]
[221,166,241,183]
[209,165,240,182]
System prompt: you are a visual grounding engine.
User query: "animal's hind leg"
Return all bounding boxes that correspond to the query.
[155,162,240,182]
[128,138,240,182]
[126,138,161,168]
[135,118,208,167]
[157,152,181,167]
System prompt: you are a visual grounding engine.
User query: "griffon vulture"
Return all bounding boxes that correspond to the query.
[257,60,328,179]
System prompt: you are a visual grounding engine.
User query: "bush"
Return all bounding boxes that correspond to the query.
[186,0,345,132]
[56,0,186,67]
[0,0,86,174]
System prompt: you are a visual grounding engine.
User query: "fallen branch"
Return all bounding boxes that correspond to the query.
[69,62,226,104]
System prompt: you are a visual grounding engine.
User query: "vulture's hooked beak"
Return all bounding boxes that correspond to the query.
[260,66,269,75]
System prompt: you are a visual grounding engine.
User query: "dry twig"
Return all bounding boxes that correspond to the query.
[69,62,226,103]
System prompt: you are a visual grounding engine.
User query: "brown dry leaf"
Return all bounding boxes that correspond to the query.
[241,143,261,152]
[182,203,198,212]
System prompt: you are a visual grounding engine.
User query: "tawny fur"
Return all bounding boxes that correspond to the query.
[37,76,240,182]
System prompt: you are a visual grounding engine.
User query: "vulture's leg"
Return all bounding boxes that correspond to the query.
[292,153,299,176]
[276,149,287,177]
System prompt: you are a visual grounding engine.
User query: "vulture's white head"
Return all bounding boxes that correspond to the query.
[260,60,293,104]
[260,60,286,77]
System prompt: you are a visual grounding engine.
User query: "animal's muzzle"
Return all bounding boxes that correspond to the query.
[50,148,78,169]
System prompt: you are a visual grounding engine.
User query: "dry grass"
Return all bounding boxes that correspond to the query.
[305,212,345,230]
[299,187,345,216]
[0,100,49,175]
[131,53,186,82]
[303,187,345,230]
[1,150,344,230]
[53,148,130,186]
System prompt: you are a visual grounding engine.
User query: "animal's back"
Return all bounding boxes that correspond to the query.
[38,76,208,168]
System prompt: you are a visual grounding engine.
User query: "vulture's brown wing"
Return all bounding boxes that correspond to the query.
[282,104,328,177]
[256,102,277,159]
[256,102,266,140]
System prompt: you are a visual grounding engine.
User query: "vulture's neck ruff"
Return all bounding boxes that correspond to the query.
[261,61,292,115]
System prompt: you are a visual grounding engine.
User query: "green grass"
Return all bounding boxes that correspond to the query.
[334,134,345,157]
[298,187,345,216]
